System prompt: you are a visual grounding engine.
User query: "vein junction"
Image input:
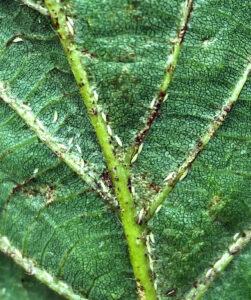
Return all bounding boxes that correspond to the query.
[0,81,115,207]
[147,61,251,221]
[44,0,157,299]
[125,0,194,165]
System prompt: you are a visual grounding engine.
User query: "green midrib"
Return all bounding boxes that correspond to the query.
[44,1,157,299]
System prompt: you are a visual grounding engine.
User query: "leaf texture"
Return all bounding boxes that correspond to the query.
[0,1,250,300]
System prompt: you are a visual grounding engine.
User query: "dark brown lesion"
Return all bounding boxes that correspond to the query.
[179,0,194,45]
[133,92,163,150]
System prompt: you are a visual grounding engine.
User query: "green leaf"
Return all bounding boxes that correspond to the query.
[0,1,250,300]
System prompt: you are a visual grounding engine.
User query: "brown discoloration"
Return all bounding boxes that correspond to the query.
[89,108,97,116]
[197,140,203,148]
[127,178,132,192]
[78,82,85,88]
[54,17,59,29]
[149,182,160,193]
[101,171,113,189]
[179,1,193,44]
[134,97,162,146]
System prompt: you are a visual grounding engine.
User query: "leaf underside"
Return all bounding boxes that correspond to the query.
[0,1,250,300]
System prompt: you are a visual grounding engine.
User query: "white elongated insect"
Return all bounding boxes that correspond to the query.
[233,232,240,241]
[155,205,162,214]
[149,232,155,243]
[33,168,39,175]
[206,268,213,278]
[101,112,107,122]
[76,144,82,154]
[150,98,156,109]
[53,111,58,123]
[138,208,144,224]
[68,137,74,145]
[93,90,98,100]
[131,153,138,163]
[179,169,188,181]
[13,37,23,43]
[164,171,176,182]
[131,186,135,195]
[21,104,31,110]
[115,135,122,147]
[138,143,143,155]
[80,160,85,169]
[36,119,45,131]
[66,18,74,35]
[107,125,113,136]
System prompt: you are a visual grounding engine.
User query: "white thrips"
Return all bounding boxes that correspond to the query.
[107,125,113,136]
[150,98,156,109]
[36,119,45,131]
[149,232,155,243]
[115,135,122,147]
[101,112,107,122]
[13,37,23,43]
[33,168,39,175]
[233,232,240,241]
[179,169,188,181]
[138,143,143,155]
[68,137,74,145]
[138,208,144,224]
[67,17,74,27]
[146,240,151,254]
[80,160,85,169]
[100,181,107,191]
[21,104,31,110]
[155,205,162,214]
[131,186,135,195]
[206,268,213,278]
[93,90,98,100]
[53,111,58,123]
[66,18,74,35]
[131,153,138,164]
[164,171,176,182]
[76,144,82,154]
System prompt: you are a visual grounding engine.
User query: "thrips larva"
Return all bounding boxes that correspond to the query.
[138,143,143,155]
[107,125,113,136]
[179,169,188,181]
[13,37,24,43]
[93,90,98,100]
[164,171,176,182]
[53,111,58,123]
[138,208,144,224]
[149,232,155,243]
[21,104,31,110]
[131,153,138,164]
[76,144,82,154]
[155,205,162,214]
[150,98,156,109]
[101,112,107,122]
[115,135,123,147]
[36,119,45,131]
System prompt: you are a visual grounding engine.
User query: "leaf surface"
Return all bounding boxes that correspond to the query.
[0,1,250,300]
